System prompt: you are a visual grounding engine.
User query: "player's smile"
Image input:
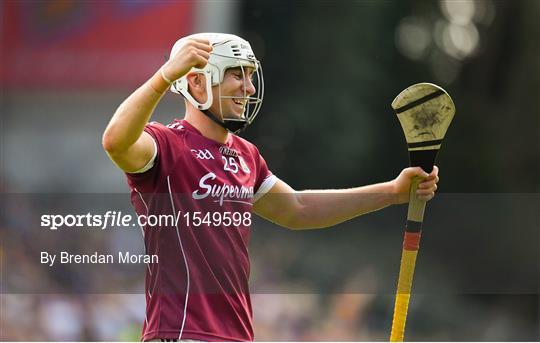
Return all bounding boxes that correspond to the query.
[215,69,256,119]
[232,98,245,108]
[230,98,247,115]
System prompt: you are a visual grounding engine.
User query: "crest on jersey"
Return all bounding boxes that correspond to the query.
[238,156,250,173]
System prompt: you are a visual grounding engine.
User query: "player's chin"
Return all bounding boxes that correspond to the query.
[226,108,245,119]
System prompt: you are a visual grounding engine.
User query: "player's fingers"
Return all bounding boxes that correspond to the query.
[426,166,439,180]
[417,183,437,193]
[419,178,438,188]
[196,50,211,60]
[191,41,213,52]
[416,167,438,182]
[190,38,211,45]
[417,185,436,198]
[192,53,210,69]
[418,192,435,201]
[408,167,429,178]
[177,41,212,60]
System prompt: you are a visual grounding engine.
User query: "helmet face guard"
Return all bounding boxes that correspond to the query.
[170,33,265,134]
[215,61,264,133]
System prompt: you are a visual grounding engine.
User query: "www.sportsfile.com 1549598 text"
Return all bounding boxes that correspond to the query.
[40,210,252,231]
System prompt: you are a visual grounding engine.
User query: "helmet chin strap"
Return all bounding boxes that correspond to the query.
[201,109,248,134]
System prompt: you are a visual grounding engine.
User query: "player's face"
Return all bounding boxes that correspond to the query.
[211,67,256,120]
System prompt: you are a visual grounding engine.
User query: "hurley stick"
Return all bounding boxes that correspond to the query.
[389,83,455,341]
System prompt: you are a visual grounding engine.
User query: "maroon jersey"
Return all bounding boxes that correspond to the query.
[125,119,276,342]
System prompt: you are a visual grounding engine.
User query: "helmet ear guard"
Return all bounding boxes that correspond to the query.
[168,33,264,134]
[172,69,214,111]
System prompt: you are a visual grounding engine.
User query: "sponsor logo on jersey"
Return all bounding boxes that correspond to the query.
[219,146,239,157]
[192,172,253,205]
[191,149,214,160]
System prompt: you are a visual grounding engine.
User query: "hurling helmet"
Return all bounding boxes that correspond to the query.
[169,33,264,134]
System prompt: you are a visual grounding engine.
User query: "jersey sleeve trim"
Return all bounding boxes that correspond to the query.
[253,175,277,203]
[130,135,158,174]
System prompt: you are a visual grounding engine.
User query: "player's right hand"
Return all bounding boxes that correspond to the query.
[161,38,213,83]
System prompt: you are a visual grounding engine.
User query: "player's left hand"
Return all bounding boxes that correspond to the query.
[392,166,439,204]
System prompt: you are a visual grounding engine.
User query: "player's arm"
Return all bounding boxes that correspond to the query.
[102,39,212,172]
[253,166,439,230]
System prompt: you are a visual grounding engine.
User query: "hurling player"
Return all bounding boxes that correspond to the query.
[102,33,439,342]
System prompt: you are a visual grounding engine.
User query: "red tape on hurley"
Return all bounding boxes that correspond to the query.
[403,231,422,251]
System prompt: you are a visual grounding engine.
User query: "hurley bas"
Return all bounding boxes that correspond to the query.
[41,251,158,267]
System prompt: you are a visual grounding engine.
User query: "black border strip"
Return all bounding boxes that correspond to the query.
[406,220,423,233]
[395,89,445,114]
[408,139,443,148]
